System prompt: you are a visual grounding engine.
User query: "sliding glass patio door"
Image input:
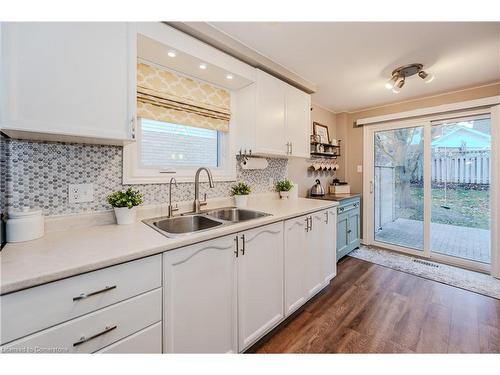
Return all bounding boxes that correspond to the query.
[430,115,491,265]
[364,111,495,272]
[373,125,424,251]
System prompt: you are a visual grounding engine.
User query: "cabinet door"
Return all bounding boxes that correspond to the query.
[306,211,327,298]
[237,222,284,351]
[163,235,237,353]
[255,70,286,156]
[337,212,349,260]
[1,22,132,141]
[284,215,308,316]
[348,209,361,249]
[323,209,337,283]
[286,86,311,158]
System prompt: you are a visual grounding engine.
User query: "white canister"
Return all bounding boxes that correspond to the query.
[6,207,45,243]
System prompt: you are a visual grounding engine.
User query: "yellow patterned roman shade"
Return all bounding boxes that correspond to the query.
[137,62,231,132]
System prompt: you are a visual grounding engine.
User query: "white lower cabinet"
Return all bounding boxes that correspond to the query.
[323,209,338,283]
[97,322,162,353]
[284,216,308,316]
[2,288,162,353]
[162,235,238,353]
[237,222,284,351]
[284,209,337,317]
[162,222,284,353]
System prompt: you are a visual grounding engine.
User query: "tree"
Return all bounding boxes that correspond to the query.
[375,128,423,210]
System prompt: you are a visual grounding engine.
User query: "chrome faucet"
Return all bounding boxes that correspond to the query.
[167,177,179,218]
[193,167,215,213]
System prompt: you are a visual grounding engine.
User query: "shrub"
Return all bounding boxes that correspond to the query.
[107,188,144,209]
[230,182,251,196]
[275,180,294,192]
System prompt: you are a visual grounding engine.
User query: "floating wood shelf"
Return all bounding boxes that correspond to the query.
[310,141,340,148]
[310,152,340,158]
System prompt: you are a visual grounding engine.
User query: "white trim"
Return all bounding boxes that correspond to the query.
[123,116,237,184]
[357,95,500,126]
[490,105,500,278]
[423,120,432,259]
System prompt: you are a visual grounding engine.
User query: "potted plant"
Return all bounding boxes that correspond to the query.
[276,180,294,199]
[230,182,251,208]
[107,188,144,225]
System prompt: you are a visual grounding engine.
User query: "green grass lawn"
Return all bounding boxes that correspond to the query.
[398,186,490,230]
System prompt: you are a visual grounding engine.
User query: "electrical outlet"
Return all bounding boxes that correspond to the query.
[68,183,94,203]
[357,165,363,173]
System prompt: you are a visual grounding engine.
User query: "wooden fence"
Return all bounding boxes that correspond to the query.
[413,150,490,184]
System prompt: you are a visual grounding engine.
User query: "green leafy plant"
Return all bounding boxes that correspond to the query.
[230,182,251,196]
[275,180,294,192]
[107,188,144,209]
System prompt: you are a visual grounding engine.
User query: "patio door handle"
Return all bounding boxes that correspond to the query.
[369,181,374,194]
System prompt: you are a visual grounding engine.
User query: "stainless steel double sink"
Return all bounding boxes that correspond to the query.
[143,207,271,238]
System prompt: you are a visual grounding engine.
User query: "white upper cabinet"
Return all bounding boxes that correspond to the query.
[255,70,287,155]
[235,69,311,158]
[0,22,134,144]
[285,85,311,158]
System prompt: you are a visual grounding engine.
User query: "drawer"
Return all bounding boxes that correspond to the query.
[1,288,162,353]
[337,201,359,214]
[96,322,162,353]
[1,254,162,345]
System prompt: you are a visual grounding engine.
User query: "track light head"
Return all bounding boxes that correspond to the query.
[385,75,399,90]
[419,70,435,83]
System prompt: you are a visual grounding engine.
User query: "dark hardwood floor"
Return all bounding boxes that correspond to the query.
[249,257,500,353]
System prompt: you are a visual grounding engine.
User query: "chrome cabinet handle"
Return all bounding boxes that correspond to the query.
[234,236,239,258]
[73,285,116,301]
[73,325,117,347]
[309,216,313,231]
[290,142,293,155]
[305,217,309,232]
[240,234,246,255]
[325,211,329,224]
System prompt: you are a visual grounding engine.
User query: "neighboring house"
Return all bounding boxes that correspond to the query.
[432,125,491,151]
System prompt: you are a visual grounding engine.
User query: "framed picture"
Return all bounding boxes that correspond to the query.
[313,122,330,143]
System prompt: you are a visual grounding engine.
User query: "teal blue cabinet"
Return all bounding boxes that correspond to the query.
[336,197,360,261]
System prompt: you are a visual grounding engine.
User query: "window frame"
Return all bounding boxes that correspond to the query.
[123,98,236,184]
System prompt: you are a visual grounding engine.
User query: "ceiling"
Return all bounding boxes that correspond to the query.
[209,22,500,112]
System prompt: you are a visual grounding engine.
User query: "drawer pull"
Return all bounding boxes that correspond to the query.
[73,285,117,301]
[73,325,117,347]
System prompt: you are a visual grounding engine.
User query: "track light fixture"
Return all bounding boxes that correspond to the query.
[385,63,434,93]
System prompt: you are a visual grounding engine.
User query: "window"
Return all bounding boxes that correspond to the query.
[140,119,220,169]
[123,117,235,184]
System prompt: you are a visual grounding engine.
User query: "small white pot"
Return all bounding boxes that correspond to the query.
[234,195,248,208]
[114,206,137,225]
[279,191,290,199]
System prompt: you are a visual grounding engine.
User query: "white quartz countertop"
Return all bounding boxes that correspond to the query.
[0,198,338,295]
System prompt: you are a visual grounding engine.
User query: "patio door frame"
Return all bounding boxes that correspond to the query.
[363,104,500,277]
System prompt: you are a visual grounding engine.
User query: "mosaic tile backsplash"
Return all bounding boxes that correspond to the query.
[0,137,288,216]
